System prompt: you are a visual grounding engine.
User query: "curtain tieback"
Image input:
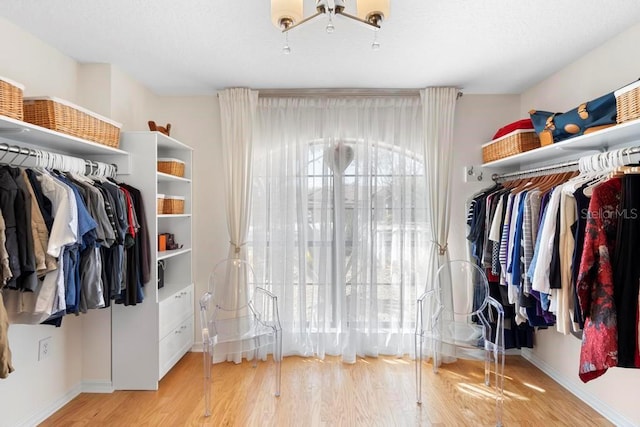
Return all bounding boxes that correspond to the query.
[432,240,448,256]
[230,241,247,255]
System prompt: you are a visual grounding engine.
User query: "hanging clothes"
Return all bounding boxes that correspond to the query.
[576,177,621,382]
[613,174,640,368]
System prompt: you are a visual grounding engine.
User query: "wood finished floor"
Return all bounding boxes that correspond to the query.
[40,352,612,427]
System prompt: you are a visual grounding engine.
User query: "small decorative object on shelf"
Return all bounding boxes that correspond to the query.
[529,89,618,146]
[148,120,171,136]
[159,233,183,251]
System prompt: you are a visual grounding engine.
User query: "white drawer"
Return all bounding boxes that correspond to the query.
[159,316,194,379]
[159,284,194,339]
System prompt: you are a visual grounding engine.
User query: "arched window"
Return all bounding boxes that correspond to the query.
[251,96,426,360]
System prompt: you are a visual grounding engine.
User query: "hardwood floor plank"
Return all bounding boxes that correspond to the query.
[39,352,612,426]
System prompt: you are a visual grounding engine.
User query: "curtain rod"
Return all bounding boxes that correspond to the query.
[492,145,640,182]
[254,89,464,99]
[0,143,116,174]
[257,88,420,98]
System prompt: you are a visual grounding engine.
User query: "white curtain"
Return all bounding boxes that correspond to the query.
[217,88,259,362]
[420,88,458,362]
[218,88,259,261]
[251,96,428,362]
[421,87,458,289]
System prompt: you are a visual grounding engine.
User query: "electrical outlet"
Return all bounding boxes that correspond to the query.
[38,337,52,361]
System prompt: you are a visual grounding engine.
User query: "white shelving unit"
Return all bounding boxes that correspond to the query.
[483,117,640,170]
[0,114,131,173]
[112,131,194,390]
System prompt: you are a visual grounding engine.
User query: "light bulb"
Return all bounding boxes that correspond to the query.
[326,22,335,33]
[282,32,291,54]
[371,31,380,51]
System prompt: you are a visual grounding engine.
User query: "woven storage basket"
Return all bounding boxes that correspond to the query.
[164,195,185,214]
[157,158,185,177]
[615,80,640,124]
[23,97,122,148]
[157,194,165,214]
[482,129,540,163]
[0,77,25,120]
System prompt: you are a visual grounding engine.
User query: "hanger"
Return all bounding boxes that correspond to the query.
[0,143,10,165]
[16,148,32,167]
[6,145,23,166]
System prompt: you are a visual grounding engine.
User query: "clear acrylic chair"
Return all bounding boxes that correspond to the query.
[199,258,282,417]
[415,259,505,427]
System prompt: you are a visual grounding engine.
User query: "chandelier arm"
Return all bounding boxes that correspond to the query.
[334,10,381,29]
[281,11,325,33]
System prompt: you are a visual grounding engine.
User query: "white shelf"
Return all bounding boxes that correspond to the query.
[158,214,191,219]
[157,172,191,183]
[123,131,193,151]
[0,114,127,156]
[157,247,192,261]
[483,117,640,169]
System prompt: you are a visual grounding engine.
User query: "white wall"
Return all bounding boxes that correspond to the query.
[514,23,640,426]
[0,18,77,101]
[449,94,521,261]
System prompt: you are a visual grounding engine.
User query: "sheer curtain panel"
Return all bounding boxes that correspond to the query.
[251,96,428,362]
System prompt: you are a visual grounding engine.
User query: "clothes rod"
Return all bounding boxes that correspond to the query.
[0,143,116,174]
[492,145,640,182]
[492,160,580,181]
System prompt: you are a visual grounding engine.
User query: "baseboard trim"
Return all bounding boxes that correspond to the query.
[520,349,635,427]
[17,384,82,427]
[81,380,114,393]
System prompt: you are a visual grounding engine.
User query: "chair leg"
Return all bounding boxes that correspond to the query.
[274,328,282,397]
[415,332,422,404]
[203,344,212,417]
[432,337,439,374]
[253,337,259,368]
[484,346,491,387]
[494,348,505,427]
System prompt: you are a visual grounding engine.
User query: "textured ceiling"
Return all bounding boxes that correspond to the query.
[1,0,639,95]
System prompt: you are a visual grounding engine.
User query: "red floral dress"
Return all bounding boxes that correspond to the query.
[576,178,620,383]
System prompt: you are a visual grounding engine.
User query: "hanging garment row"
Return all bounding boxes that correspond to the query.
[0,146,150,379]
[467,146,640,384]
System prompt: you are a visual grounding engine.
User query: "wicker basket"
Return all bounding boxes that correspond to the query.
[482,129,540,163]
[163,195,185,214]
[0,77,24,120]
[157,158,185,177]
[157,194,165,214]
[615,80,640,124]
[23,97,122,148]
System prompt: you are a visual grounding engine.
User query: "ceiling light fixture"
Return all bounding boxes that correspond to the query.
[271,0,390,53]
